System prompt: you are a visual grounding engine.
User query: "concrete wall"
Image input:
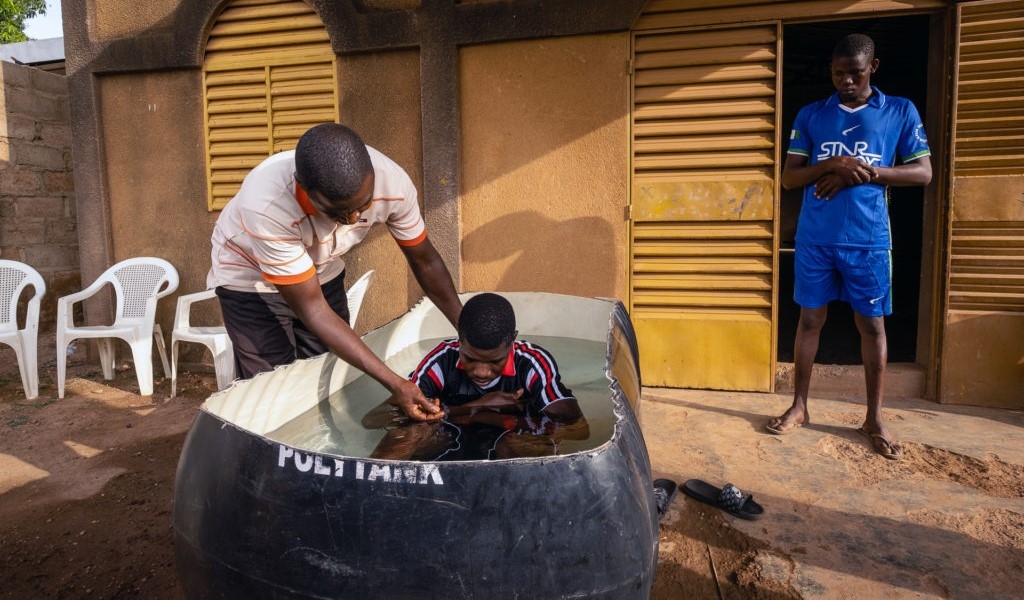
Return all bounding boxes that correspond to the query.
[91,69,232,368]
[334,34,631,330]
[460,34,629,298]
[335,49,427,331]
[63,0,644,346]
[96,70,215,333]
[0,60,78,332]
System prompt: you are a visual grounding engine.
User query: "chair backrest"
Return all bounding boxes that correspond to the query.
[0,260,46,333]
[103,257,179,322]
[174,289,218,332]
[347,270,375,329]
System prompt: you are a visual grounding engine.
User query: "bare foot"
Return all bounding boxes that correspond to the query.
[857,424,903,460]
[765,408,809,435]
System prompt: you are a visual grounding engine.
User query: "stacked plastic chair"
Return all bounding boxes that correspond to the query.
[170,269,375,398]
[0,260,46,399]
[56,257,178,398]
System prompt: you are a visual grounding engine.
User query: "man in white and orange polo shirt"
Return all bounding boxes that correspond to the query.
[208,123,461,421]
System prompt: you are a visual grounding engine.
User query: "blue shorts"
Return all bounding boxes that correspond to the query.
[794,244,892,317]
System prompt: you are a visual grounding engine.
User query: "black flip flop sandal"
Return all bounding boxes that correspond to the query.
[653,478,678,520]
[682,479,764,520]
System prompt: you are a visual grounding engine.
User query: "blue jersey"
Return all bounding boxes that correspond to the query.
[787,87,930,249]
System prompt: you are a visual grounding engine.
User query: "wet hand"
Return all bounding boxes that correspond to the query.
[389,381,444,422]
[466,388,525,413]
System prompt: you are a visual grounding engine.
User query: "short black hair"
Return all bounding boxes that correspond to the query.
[833,33,875,61]
[294,123,373,201]
[458,293,517,350]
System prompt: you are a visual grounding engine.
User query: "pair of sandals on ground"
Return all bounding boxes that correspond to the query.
[764,412,904,460]
[654,478,764,522]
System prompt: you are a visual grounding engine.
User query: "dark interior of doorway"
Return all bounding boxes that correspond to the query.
[777,16,930,365]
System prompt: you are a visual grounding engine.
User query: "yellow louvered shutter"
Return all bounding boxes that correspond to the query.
[630,24,780,391]
[203,0,338,210]
[940,0,1024,407]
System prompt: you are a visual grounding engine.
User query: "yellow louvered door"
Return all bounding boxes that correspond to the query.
[940,0,1024,407]
[630,24,779,392]
[202,0,338,210]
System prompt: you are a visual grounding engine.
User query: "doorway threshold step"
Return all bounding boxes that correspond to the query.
[775,362,925,399]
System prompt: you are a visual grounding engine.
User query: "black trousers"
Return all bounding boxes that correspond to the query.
[215,273,350,380]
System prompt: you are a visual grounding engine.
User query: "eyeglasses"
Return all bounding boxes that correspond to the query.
[318,202,366,225]
[311,191,372,225]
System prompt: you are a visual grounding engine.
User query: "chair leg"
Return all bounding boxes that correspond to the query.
[170,339,180,399]
[153,324,171,379]
[128,338,155,396]
[19,332,39,400]
[211,337,236,391]
[97,339,116,381]
[56,333,68,399]
[7,339,31,400]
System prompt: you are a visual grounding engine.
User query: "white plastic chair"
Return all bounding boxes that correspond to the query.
[169,269,374,398]
[0,260,46,399]
[170,289,233,398]
[56,257,179,399]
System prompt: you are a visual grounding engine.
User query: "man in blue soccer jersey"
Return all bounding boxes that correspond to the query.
[764,34,932,460]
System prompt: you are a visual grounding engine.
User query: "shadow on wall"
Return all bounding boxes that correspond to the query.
[462,210,616,297]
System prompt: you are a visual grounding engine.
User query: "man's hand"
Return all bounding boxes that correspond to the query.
[814,156,877,199]
[447,389,525,417]
[388,380,444,422]
[829,155,876,184]
[813,173,848,200]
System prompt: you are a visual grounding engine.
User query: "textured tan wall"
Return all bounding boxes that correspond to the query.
[92,0,180,40]
[459,33,630,300]
[97,70,214,330]
[335,49,426,333]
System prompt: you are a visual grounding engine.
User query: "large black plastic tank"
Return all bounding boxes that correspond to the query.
[173,292,656,599]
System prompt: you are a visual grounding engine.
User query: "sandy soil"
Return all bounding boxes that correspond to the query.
[0,361,205,599]
[1,352,1021,599]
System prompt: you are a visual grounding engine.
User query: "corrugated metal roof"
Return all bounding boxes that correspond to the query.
[0,37,65,66]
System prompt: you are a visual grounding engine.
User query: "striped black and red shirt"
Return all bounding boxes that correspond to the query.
[408,339,575,412]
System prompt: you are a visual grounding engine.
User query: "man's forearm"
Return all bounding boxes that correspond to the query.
[874,157,932,187]
[277,281,407,393]
[781,160,828,190]
[399,236,463,328]
[311,311,407,392]
[408,253,462,328]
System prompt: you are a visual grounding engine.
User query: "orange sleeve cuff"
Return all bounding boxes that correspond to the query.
[263,265,317,286]
[394,230,428,248]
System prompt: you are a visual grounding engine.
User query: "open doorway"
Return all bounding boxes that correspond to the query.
[777,16,931,365]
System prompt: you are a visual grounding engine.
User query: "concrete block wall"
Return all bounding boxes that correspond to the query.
[0,60,79,334]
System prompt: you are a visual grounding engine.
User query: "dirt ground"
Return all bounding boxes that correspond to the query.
[1,348,1022,599]
[0,358,204,599]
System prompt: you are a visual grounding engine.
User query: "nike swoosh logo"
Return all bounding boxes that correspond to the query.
[869,296,884,304]
[842,125,861,136]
